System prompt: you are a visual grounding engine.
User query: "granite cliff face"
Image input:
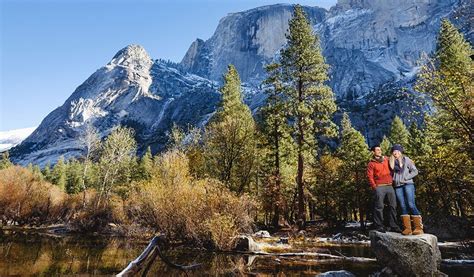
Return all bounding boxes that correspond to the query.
[319,0,459,101]
[181,4,327,85]
[10,1,472,165]
[181,0,471,142]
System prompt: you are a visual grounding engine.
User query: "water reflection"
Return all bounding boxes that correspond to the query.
[0,231,142,276]
[0,230,471,276]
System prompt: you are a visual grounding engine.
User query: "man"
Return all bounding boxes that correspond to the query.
[367,145,401,233]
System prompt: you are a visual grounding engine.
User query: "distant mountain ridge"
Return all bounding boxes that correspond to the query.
[9,0,473,165]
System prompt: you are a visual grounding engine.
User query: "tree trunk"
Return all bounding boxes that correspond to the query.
[272,120,282,228]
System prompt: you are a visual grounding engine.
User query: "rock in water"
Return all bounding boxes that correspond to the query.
[370,231,443,276]
[254,230,271,238]
[233,235,261,252]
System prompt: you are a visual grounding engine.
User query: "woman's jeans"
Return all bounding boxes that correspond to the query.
[395,183,421,215]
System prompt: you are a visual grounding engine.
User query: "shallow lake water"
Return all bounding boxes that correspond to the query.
[0,230,472,276]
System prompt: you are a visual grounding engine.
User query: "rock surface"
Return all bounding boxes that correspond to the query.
[233,235,261,252]
[316,270,355,276]
[370,231,443,277]
[254,230,271,238]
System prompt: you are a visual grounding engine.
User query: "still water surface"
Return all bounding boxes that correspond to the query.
[0,231,471,276]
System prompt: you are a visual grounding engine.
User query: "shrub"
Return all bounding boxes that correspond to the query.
[127,150,255,250]
[0,166,66,225]
[206,213,238,250]
[65,189,127,231]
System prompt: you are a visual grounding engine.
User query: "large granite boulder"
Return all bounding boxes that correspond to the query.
[370,231,443,276]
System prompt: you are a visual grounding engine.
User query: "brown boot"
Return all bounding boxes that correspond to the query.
[411,215,424,235]
[401,215,412,235]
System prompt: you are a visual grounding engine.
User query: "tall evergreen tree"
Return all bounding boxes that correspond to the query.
[52,156,67,190]
[137,146,153,180]
[66,159,84,194]
[279,5,337,228]
[336,113,371,226]
[408,122,432,158]
[380,135,392,156]
[260,63,295,227]
[204,65,257,193]
[388,116,410,148]
[42,162,52,182]
[415,19,473,154]
[413,20,474,217]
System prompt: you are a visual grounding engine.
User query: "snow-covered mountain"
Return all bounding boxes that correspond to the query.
[9,0,473,166]
[0,127,36,152]
[10,45,220,166]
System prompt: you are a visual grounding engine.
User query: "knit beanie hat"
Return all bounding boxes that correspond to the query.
[391,144,404,153]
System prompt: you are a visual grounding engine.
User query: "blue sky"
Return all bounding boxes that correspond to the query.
[0,0,336,131]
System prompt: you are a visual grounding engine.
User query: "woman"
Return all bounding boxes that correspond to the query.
[389,144,424,235]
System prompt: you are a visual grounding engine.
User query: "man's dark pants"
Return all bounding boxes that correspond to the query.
[373,185,398,228]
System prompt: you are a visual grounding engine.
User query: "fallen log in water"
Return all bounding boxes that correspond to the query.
[117,235,201,276]
[262,252,376,262]
[233,235,376,263]
[441,259,474,265]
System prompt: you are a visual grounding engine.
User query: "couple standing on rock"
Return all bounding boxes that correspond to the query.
[367,144,424,235]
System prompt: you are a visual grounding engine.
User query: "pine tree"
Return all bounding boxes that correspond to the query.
[380,135,392,157]
[137,146,153,180]
[260,62,295,227]
[204,65,257,193]
[279,5,337,228]
[408,122,431,158]
[42,162,52,182]
[0,151,13,170]
[338,113,371,163]
[52,156,67,190]
[415,19,473,154]
[388,116,410,149]
[437,19,472,81]
[413,20,474,217]
[336,113,371,226]
[66,159,83,194]
[212,65,253,123]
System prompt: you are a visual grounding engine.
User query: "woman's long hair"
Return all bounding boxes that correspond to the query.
[389,154,404,170]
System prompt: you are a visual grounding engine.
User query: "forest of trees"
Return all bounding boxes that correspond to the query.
[0,7,472,248]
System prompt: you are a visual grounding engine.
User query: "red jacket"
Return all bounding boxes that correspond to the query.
[367,156,393,189]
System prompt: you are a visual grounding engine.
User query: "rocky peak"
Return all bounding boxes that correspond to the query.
[109,44,153,71]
